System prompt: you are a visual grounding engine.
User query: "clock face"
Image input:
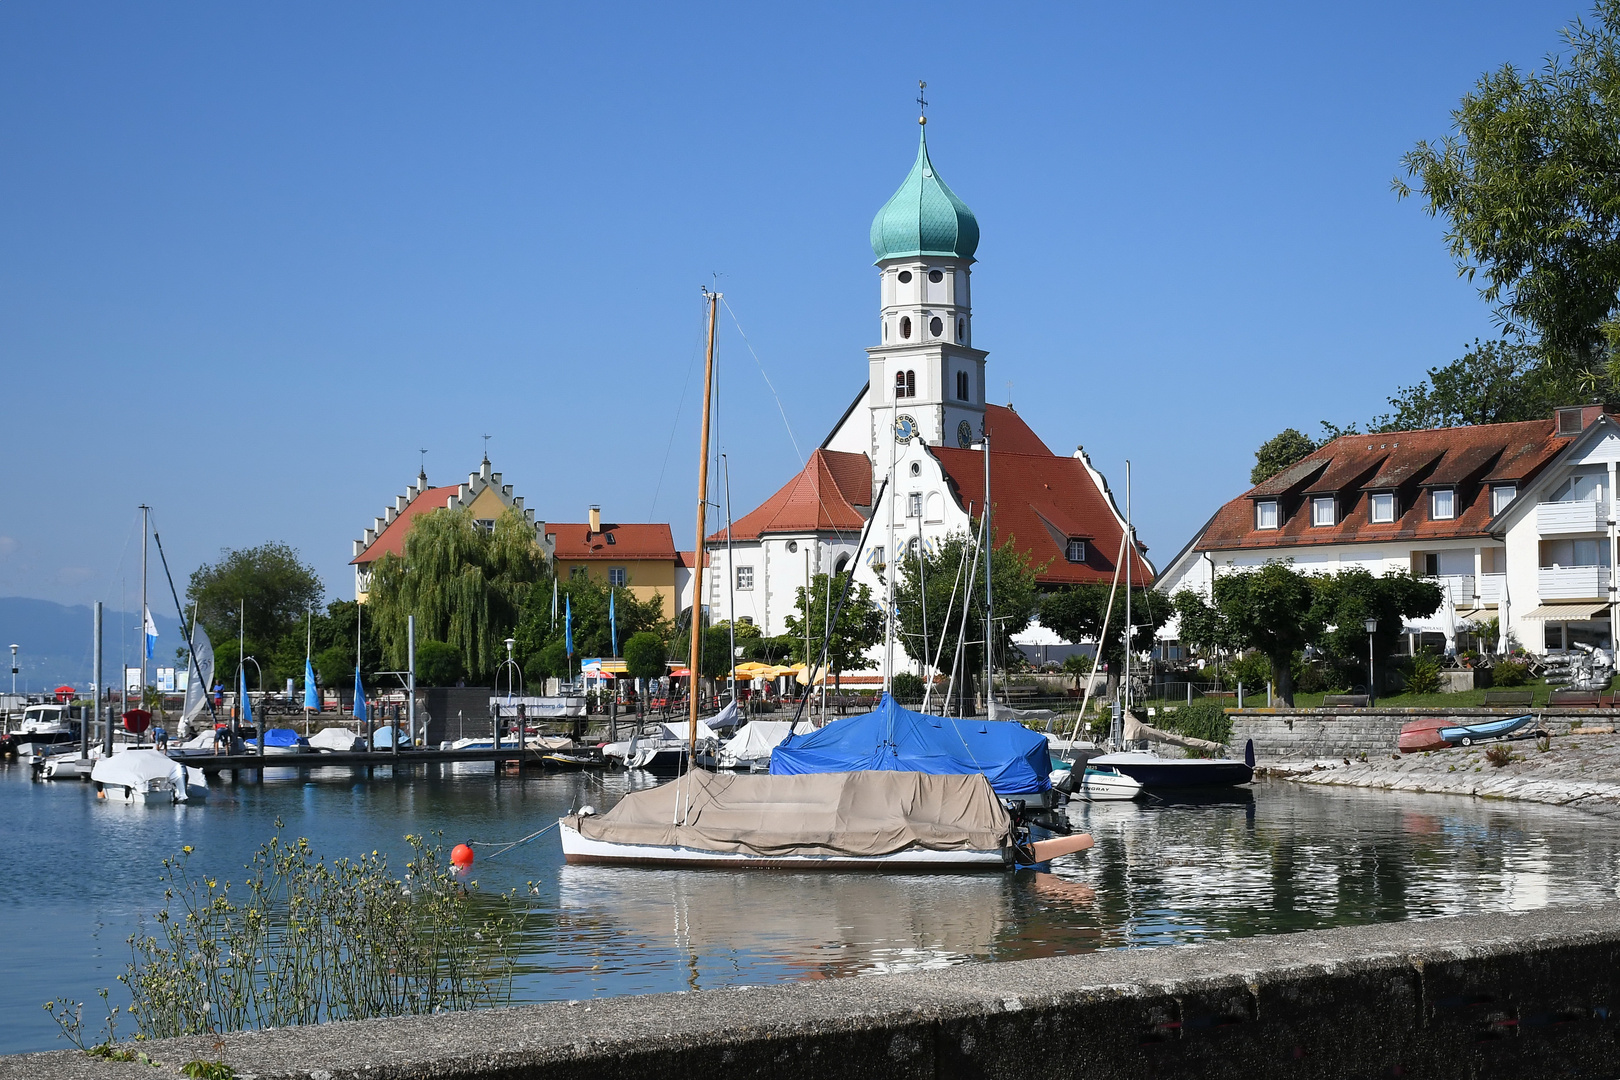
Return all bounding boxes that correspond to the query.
[894,414,919,444]
[957,420,974,448]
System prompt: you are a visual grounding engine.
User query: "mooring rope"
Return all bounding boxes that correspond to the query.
[467,821,559,859]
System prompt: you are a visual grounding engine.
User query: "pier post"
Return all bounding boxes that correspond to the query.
[89,602,101,759]
[407,615,416,749]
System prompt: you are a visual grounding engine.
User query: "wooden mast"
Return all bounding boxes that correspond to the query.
[689,290,720,751]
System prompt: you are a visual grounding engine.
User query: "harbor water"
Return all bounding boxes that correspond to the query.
[3,760,1618,1054]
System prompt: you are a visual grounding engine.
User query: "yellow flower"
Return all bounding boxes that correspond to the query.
[182,845,193,854]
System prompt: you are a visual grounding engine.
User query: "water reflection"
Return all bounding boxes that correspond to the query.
[6,766,1620,1054]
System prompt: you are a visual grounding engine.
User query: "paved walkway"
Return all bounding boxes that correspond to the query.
[1265,729,1620,816]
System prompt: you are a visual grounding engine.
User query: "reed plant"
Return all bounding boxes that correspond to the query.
[50,824,521,1048]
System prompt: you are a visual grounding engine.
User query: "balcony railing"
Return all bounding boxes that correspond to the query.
[1538,565,1611,600]
[1478,573,1504,605]
[1536,500,1608,535]
[1434,575,1475,605]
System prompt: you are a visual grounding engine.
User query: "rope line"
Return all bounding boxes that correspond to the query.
[467,821,559,859]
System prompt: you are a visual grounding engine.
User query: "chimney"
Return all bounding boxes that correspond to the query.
[589,505,601,533]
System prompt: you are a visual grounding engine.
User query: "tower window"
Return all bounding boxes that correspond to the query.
[956,371,969,401]
[957,318,965,341]
[906,370,915,396]
[929,316,943,336]
[736,566,754,591]
[900,316,912,339]
[909,462,921,476]
[928,270,943,283]
[897,270,913,284]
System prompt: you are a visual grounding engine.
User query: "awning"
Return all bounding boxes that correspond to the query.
[1522,602,1611,620]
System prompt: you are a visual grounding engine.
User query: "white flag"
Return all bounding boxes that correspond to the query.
[144,606,158,660]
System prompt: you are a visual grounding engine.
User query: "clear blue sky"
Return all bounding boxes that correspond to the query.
[0,1,1586,609]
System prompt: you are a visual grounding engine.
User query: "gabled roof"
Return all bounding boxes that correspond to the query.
[352,485,458,566]
[1200,417,1572,552]
[549,522,679,561]
[933,406,1153,587]
[711,449,872,542]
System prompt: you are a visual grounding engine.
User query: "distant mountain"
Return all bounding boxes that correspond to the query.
[0,597,184,692]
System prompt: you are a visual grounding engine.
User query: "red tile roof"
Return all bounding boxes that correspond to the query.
[351,486,459,566]
[550,522,679,560]
[1199,418,1571,552]
[710,449,872,542]
[677,550,709,568]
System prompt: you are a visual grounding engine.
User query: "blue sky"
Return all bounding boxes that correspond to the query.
[0,1,1588,609]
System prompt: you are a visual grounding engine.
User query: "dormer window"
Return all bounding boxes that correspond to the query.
[1255,500,1279,530]
[1430,488,1456,520]
[1065,539,1087,563]
[1368,492,1395,523]
[1491,484,1517,514]
[1311,496,1336,527]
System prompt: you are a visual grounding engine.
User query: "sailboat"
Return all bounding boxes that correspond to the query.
[558,290,1094,870]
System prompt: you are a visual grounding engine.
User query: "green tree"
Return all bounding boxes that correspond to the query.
[784,571,883,689]
[1369,338,1569,429]
[187,542,324,684]
[1211,562,1322,706]
[512,574,668,680]
[365,507,549,683]
[1170,588,1243,661]
[670,625,734,680]
[1039,585,1170,700]
[891,529,1041,697]
[310,600,384,690]
[1309,568,1443,695]
[1395,1,1620,369]
[1250,429,1317,485]
[415,640,463,686]
[624,631,667,714]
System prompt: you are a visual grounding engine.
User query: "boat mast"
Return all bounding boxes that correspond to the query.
[884,398,898,694]
[688,289,720,752]
[139,504,149,711]
[983,432,993,717]
[723,452,736,710]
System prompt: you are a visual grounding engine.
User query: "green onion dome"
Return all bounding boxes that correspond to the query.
[869,128,979,263]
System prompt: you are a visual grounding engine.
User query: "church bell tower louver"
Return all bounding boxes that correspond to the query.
[865,112,988,464]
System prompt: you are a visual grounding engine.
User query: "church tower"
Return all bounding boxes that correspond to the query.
[865,119,988,466]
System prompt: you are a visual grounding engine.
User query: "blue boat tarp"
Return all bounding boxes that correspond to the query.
[262,728,303,748]
[770,693,1050,796]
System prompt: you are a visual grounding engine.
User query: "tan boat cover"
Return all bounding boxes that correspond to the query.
[565,769,1012,858]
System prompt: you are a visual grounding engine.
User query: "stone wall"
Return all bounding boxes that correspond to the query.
[1231,706,1614,760]
[8,905,1620,1080]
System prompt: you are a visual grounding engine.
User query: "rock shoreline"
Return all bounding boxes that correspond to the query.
[1263,730,1620,816]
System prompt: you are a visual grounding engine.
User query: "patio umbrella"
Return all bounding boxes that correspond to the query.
[1497,579,1511,654]
[1441,592,1458,658]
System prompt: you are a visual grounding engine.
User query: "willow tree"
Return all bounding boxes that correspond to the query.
[365,507,550,682]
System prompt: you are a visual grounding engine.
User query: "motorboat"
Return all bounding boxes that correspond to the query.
[4,703,79,757]
[1087,744,1255,790]
[701,719,815,771]
[310,727,363,753]
[1399,713,1539,752]
[559,769,1093,870]
[257,728,310,755]
[91,749,208,804]
[613,721,719,775]
[1051,760,1143,801]
[41,754,95,781]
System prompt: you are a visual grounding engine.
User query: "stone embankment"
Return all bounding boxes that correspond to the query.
[6,905,1620,1080]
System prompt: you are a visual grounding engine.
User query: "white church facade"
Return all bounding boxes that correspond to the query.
[705,122,1152,674]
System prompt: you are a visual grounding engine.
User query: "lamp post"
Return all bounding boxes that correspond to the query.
[1364,618,1378,704]
[9,644,16,696]
[496,638,522,751]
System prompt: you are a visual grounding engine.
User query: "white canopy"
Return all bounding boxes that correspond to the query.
[722,720,814,762]
[310,727,361,752]
[91,749,193,801]
[657,720,718,743]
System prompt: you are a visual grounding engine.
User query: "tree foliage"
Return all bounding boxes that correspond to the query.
[1370,338,1573,429]
[784,572,883,680]
[1039,585,1170,677]
[187,543,324,683]
[512,573,668,682]
[365,508,549,683]
[1250,429,1318,485]
[1210,562,1321,706]
[1309,568,1445,687]
[1395,1,1620,369]
[891,530,1041,684]
[624,631,667,682]
[415,640,463,687]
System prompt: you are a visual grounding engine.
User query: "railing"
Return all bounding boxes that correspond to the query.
[1538,565,1611,600]
[1434,575,1474,605]
[1536,499,1608,534]
[1478,573,1505,605]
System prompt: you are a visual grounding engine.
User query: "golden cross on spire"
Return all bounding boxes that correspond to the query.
[917,80,928,126]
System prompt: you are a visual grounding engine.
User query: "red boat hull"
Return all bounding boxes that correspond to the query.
[1399,717,1450,754]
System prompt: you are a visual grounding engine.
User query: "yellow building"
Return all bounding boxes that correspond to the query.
[351,458,550,601]
[547,506,691,620]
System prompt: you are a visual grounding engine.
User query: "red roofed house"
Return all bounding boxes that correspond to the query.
[1155,406,1620,658]
[547,506,689,620]
[351,457,550,602]
[704,124,1148,675]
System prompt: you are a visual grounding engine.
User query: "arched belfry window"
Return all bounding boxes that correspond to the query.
[957,318,965,341]
[956,371,969,401]
[895,371,906,400]
[905,370,916,397]
[900,316,912,339]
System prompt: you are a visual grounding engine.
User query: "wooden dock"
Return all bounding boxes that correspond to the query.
[175,747,563,774]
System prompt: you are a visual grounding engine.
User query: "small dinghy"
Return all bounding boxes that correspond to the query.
[559,769,1093,870]
[1400,713,1539,752]
[1052,762,1143,801]
[91,749,207,804]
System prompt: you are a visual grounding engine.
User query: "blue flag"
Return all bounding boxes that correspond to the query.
[143,606,158,660]
[565,593,574,656]
[353,666,368,722]
[303,658,319,709]
[239,665,254,730]
[609,590,618,657]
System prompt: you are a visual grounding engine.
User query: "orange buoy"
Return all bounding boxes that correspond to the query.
[451,844,474,868]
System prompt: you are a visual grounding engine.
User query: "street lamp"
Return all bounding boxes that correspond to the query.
[9,644,16,696]
[1363,618,1378,704]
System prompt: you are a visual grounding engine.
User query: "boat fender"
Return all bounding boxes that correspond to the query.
[579,805,597,817]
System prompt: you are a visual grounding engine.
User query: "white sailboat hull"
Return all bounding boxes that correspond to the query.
[559,821,1008,869]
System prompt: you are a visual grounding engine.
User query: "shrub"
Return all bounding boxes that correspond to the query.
[1229,651,1272,689]
[890,672,925,701]
[1485,744,1513,768]
[1061,653,1093,675]
[1159,700,1232,745]
[1294,660,1334,694]
[1493,658,1531,687]
[1404,651,1443,695]
[415,640,463,687]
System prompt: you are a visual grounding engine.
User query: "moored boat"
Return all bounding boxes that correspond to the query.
[91,749,207,804]
[1088,744,1254,789]
[558,769,1092,870]
[1399,712,1539,752]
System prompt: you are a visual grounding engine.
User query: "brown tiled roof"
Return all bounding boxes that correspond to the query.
[934,408,1153,587]
[1201,418,1569,552]
[550,522,678,560]
[676,550,709,568]
[352,485,459,566]
[710,449,872,541]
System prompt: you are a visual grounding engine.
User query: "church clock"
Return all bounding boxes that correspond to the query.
[894,414,920,444]
[957,420,974,448]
